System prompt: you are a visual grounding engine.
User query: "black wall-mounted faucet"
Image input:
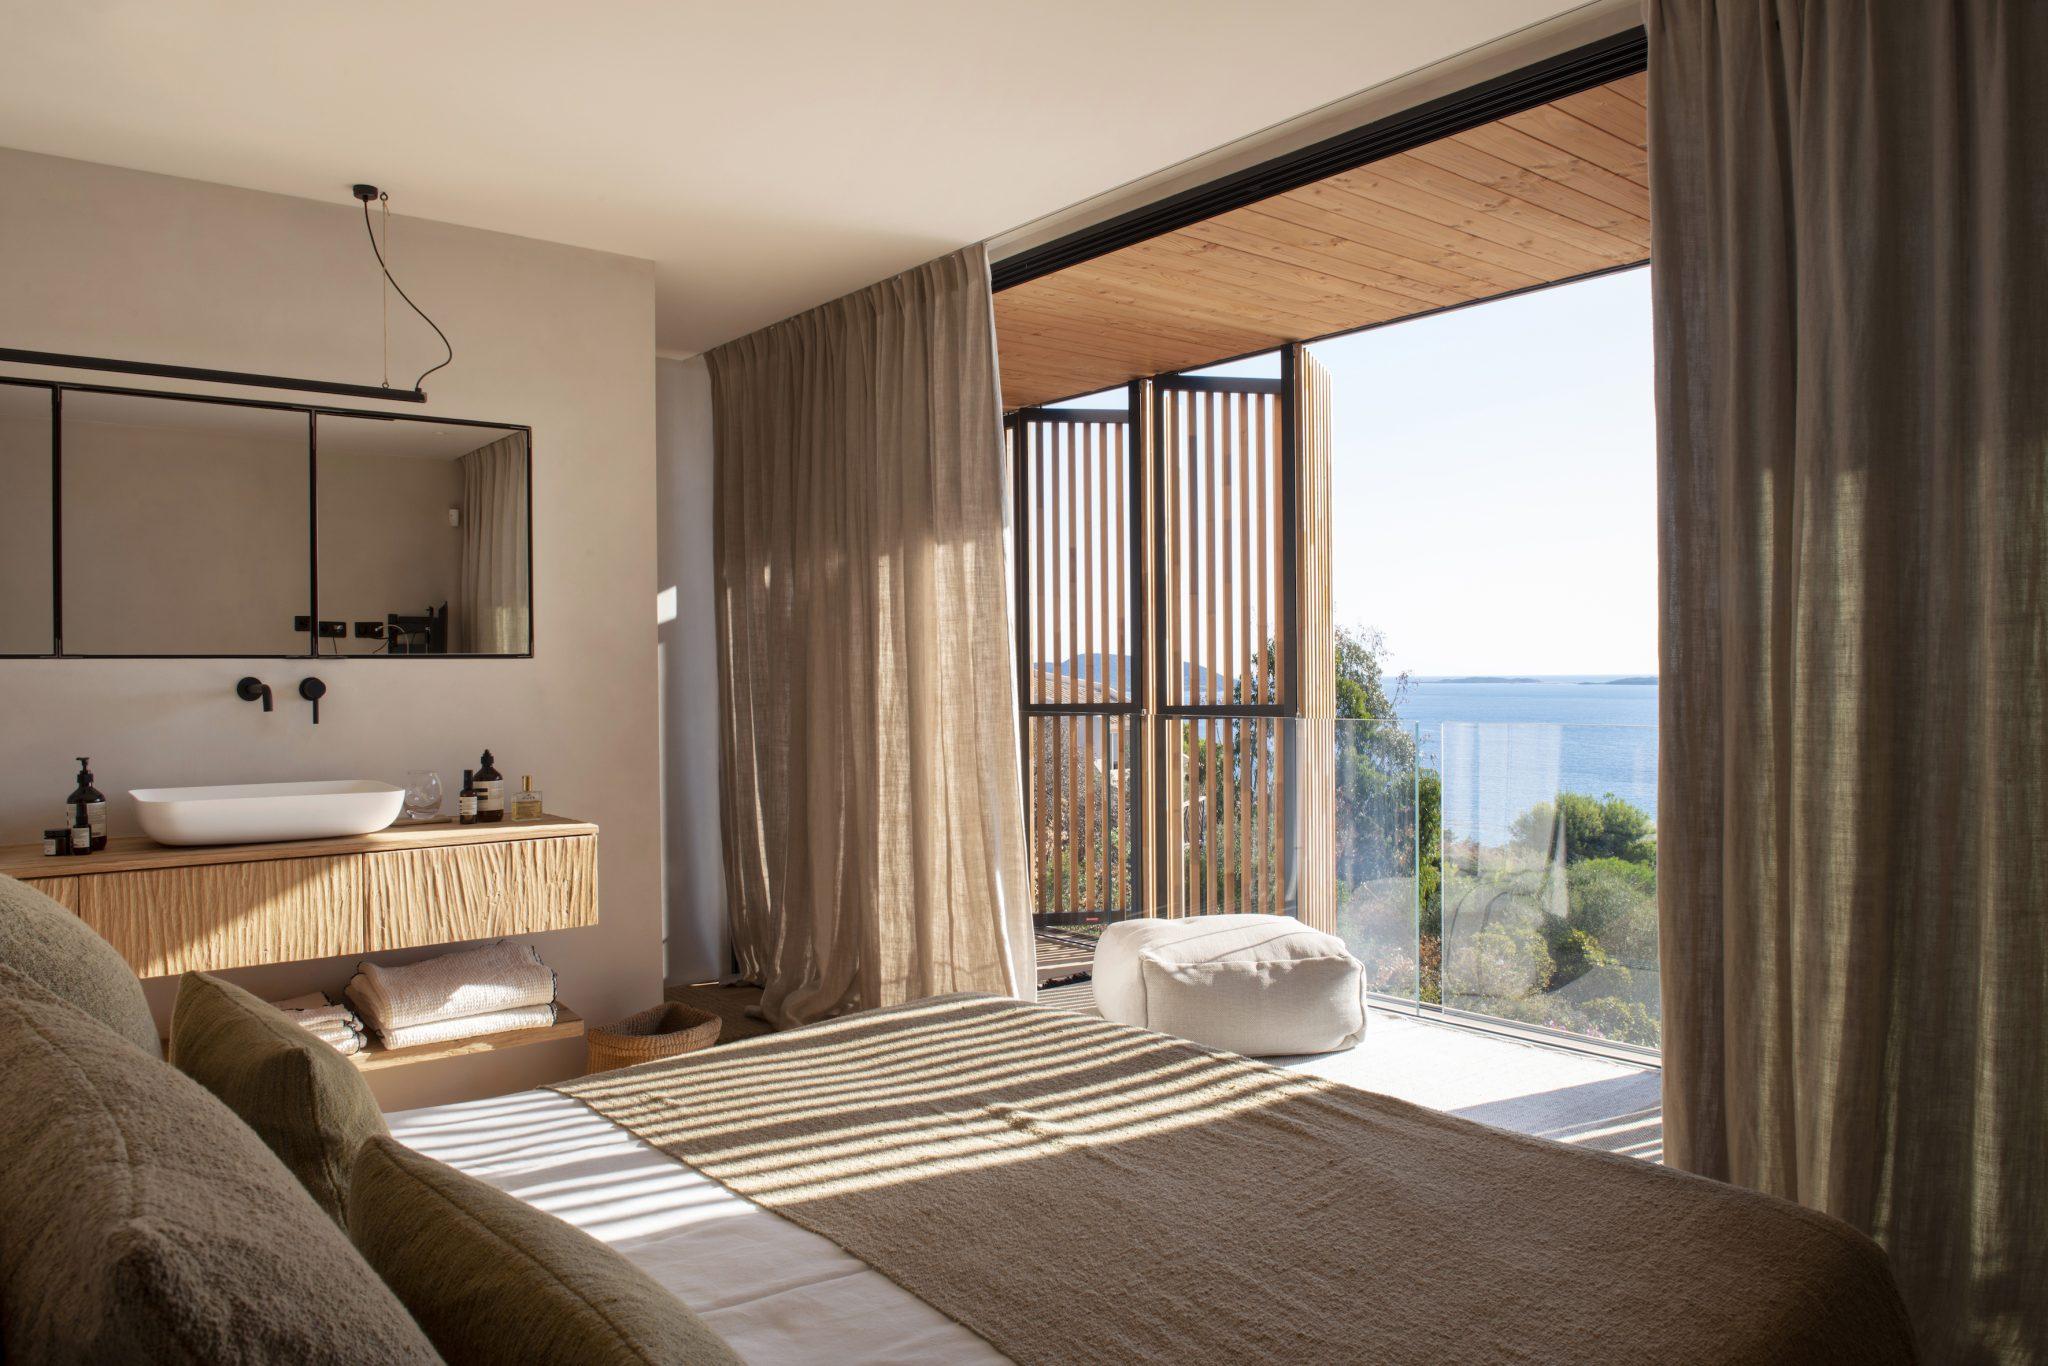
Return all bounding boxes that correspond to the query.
[236,677,273,712]
[299,676,327,724]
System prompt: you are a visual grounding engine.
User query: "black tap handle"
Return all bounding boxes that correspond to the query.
[237,677,272,712]
[299,676,326,724]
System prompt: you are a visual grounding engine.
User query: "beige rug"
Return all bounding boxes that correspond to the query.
[555,995,1910,1366]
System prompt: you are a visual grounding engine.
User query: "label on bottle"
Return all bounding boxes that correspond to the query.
[459,793,479,821]
[43,834,59,856]
[69,825,91,852]
[83,800,107,841]
[478,781,505,815]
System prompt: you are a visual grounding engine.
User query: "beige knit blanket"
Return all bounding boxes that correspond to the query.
[555,996,1914,1366]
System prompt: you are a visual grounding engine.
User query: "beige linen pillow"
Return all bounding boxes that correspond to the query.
[170,970,388,1228]
[0,870,157,1053]
[351,1135,743,1365]
[0,963,440,1364]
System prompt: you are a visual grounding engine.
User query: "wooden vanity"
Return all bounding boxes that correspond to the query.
[0,816,597,978]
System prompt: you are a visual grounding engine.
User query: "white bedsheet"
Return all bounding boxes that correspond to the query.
[387,1089,1006,1365]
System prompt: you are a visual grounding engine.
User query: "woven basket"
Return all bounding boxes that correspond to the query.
[585,1002,721,1074]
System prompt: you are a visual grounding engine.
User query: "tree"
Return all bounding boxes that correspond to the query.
[1334,625,1405,722]
[1328,626,1439,996]
[1510,792,1656,865]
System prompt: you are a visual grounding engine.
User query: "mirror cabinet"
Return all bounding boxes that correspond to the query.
[0,379,530,657]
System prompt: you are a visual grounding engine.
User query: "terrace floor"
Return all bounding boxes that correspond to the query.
[1038,937,1664,1162]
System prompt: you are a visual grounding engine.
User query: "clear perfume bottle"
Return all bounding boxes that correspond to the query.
[508,775,543,822]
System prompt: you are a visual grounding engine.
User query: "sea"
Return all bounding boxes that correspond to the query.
[1389,676,1659,841]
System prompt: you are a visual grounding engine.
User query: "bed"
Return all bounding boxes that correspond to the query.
[391,995,1915,1365]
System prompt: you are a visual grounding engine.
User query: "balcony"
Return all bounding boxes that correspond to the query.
[1029,714,1663,1159]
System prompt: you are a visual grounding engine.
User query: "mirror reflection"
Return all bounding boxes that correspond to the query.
[315,419,530,655]
[61,392,309,656]
[0,384,54,654]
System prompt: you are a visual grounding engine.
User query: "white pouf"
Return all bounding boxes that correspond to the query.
[1091,914,1367,1056]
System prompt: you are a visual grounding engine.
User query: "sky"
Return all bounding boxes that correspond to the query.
[1046,264,1657,680]
[1313,265,1655,677]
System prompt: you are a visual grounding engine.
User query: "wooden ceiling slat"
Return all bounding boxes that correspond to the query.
[1446,122,1651,220]
[1498,104,1648,185]
[1232,198,1520,295]
[1058,254,1354,338]
[1403,137,1649,237]
[1124,232,1436,320]
[1351,153,1648,265]
[1212,205,1507,296]
[996,76,1648,408]
[1004,282,1284,351]
[1180,216,1479,309]
[1550,84,1650,145]
[1000,287,1265,346]
[997,308,1278,385]
[1290,176,1569,284]
[996,309,1257,375]
[1254,183,1547,291]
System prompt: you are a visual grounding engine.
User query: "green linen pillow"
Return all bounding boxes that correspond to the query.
[0,870,157,1053]
[170,971,387,1229]
[0,963,440,1364]
[350,1135,744,1366]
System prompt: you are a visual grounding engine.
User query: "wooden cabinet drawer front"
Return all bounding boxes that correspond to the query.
[365,834,597,951]
[69,856,366,978]
[21,877,78,910]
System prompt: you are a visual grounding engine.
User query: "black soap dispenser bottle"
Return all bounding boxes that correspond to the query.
[68,757,108,851]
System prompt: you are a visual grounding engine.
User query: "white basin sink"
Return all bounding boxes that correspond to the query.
[130,780,405,846]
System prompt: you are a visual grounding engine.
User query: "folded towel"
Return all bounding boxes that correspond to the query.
[284,1004,362,1033]
[303,1019,364,1046]
[345,941,556,1033]
[316,1030,365,1057]
[374,1003,559,1051]
[262,992,365,1054]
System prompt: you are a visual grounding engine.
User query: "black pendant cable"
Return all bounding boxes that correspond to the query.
[352,184,453,394]
[0,186,445,402]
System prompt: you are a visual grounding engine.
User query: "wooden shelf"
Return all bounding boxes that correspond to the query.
[7,814,598,979]
[0,814,597,882]
[352,1006,584,1073]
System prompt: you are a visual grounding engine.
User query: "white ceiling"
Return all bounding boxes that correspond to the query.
[0,1,1594,357]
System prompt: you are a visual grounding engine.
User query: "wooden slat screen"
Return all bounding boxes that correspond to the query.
[1293,348,1337,933]
[1020,412,1133,706]
[1167,716,1291,919]
[1153,375,1305,921]
[1011,363,1332,934]
[1027,712,1138,921]
[1013,406,1142,926]
[1156,383,1285,709]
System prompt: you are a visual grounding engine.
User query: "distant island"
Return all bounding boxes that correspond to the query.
[1412,673,1659,685]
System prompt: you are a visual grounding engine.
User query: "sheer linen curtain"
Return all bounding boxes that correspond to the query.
[1649,3,2047,1359]
[457,435,529,653]
[709,244,1033,1027]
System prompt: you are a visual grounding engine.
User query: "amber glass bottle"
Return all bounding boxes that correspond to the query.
[474,751,505,823]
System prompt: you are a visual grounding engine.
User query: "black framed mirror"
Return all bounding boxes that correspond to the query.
[0,376,532,658]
